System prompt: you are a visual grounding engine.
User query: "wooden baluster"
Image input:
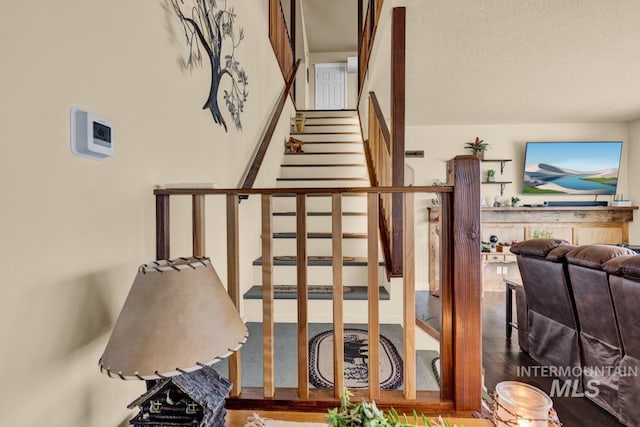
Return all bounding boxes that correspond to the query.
[192,194,205,257]
[332,194,345,398]
[262,194,275,398]
[367,192,380,399]
[296,194,309,399]
[403,192,416,399]
[156,194,170,260]
[226,194,242,396]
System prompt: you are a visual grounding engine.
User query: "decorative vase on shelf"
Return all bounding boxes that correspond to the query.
[474,151,485,160]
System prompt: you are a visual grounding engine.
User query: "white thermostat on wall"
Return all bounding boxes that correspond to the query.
[70,107,113,160]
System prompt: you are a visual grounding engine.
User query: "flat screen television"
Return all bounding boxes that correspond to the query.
[522,141,622,195]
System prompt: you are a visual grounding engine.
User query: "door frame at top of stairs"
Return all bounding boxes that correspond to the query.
[314,62,348,110]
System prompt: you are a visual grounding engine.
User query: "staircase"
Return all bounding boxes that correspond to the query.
[243,110,401,324]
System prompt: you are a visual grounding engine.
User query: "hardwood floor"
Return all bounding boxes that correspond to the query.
[482,291,623,427]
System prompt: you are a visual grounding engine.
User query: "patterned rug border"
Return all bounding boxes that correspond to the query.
[308,328,403,390]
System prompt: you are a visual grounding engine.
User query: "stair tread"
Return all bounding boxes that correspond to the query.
[285,152,364,155]
[291,132,360,135]
[288,143,362,146]
[272,193,367,197]
[281,164,365,167]
[243,285,389,301]
[253,256,384,266]
[273,232,367,239]
[277,177,369,181]
[273,212,366,216]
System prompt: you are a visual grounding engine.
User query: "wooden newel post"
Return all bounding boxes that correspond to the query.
[390,7,406,276]
[447,155,482,412]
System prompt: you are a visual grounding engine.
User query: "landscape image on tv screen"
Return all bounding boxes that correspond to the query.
[523,141,622,195]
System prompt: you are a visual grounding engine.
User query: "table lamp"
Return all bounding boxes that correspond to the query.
[99,257,248,426]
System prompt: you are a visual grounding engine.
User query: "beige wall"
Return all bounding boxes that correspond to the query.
[309,51,359,109]
[0,1,291,425]
[628,119,640,242]
[295,0,312,109]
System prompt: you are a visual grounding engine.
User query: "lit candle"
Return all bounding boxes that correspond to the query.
[494,381,553,427]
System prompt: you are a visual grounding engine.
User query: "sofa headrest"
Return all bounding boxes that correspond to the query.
[546,246,575,262]
[510,239,571,258]
[603,255,638,275]
[566,245,637,270]
[603,255,640,278]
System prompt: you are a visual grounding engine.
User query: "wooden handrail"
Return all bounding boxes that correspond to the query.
[154,156,482,414]
[155,185,453,196]
[240,58,301,190]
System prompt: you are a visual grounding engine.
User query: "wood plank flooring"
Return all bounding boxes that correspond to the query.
[482,291,623,427]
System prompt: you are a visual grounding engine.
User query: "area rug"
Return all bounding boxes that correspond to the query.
[213,323,439,391]
[308,328,403,389]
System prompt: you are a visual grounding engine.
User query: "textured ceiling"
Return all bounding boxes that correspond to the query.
[400,0,640,125]
[302,0,358,52]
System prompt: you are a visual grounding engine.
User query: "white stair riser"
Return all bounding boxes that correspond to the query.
[242,299,401,324]
[303,117,359,126]
[252,264,386,287]
[298,143,364,153]
[273,238,369,257]
[273,196,368,212]
[291,133,362,142]
[279,165,368,179]
[294,125,360,133]
[298,110,357,118]
[277,179,369,188]
[273,216,368,233]
[283,153,366,165]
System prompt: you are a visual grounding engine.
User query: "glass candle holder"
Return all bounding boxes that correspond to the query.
[494,381,553,427]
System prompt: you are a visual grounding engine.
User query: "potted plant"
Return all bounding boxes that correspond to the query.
[511,196,521,207]
[487,169,496,182]
[293,111,306,132]
[465,136,488,159]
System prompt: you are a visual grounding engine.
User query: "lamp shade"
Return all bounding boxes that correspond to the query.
[99,257,248,380]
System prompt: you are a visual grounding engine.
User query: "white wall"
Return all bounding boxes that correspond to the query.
[0,1,291,426]
[309,51,359,109]
[404,123,630,288]
[295,0,312,109]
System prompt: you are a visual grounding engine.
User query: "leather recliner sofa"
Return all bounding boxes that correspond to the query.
[510,239,579,384]
[510,240,640,426]
[565,245,636,418]
[604,255,640,426]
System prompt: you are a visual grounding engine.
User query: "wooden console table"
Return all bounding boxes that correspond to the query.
[428,206,637,291]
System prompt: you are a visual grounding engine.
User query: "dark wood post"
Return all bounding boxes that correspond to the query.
[358,0,363,95]
[156,194,170,260]
[448,155,482,412]
[439,191,454,402]
[390,7,406,275]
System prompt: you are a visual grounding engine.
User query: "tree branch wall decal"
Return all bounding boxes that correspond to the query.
[170,0,249,132]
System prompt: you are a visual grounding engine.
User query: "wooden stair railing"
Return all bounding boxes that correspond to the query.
[240,58,301,190]
[360,7,406,277]
[365,92,394,276]
[269,0,295,80]
[359,0,385,93]
[154,156,482,414]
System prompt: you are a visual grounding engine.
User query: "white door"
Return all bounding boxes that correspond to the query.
[315,63,347,110]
